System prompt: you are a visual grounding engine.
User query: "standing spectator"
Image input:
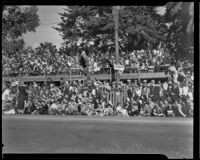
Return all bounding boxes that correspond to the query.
[132,80,138,90]
[2,82,14,112]
[17,81,28,113]
[172,83,180,103]
[141,80,150,101]
[79,51,89,76]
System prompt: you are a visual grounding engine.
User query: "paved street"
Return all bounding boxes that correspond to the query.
[2,115,193,158]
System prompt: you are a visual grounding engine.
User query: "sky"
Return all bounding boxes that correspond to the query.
[23,6,65,49]
[22,6,166,50]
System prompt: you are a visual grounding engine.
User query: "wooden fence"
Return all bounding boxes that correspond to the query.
[106,91,128,107]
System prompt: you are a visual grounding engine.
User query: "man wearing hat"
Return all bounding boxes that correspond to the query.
[150,80,161,102]
[79,51,89,76]
[16,81,28,113]
[132,80,138,90]
[127,82,133,99]
[170,82,180,103]
[141,80,150,101]
[59,77,65,92]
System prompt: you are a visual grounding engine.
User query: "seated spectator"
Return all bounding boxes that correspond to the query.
[2,82,13,112]
[116,103,129,116]
[33,99,49,115]
[151,103,164,117]
[188,101,193,117]
[173,101,186,117]
[24,98,37,114]
[127,98,139,116]
[143,98,154,116]
[165,104,175,117]
[104,101,114,116]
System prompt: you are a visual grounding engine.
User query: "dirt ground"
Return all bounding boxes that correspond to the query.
[2,115,193,158]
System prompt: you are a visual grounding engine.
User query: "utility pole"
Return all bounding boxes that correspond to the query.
[113,6,120,82]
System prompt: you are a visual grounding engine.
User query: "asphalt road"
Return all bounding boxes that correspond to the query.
[2,115,193,158]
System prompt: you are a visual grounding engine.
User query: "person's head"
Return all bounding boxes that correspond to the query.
[151,80,155,85]
[117,102,121,107]
[167,77,172,82]
[189,100,193,106]
[41,99,46,105]
[59,77,64,82]
[148,97,152,102]
[167,97,172,103]
[112,83,115,88]
[159,100,164,105]
[168,85,172,90]
[127,80,131,84]
[19,80,25,85]
[134,79,137,84]
[51,82,56,88]
[81,51,86,58]
[33,81,37,87]
[143,80,147,86]
[5,81,11,89]
[173,82,179,88]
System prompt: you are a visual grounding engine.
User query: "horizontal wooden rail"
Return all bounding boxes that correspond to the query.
[2,72,168,82]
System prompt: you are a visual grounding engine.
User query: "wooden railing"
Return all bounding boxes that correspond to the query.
[2,65,172,82]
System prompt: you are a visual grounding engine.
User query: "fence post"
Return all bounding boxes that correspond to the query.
[110,67,112,83]
[44,70,46,86]
[138,65,140,82]
[19,70,22,82]
[70,68,72,84]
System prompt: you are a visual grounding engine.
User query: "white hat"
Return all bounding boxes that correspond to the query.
[15,81,19,86]
[81,51,86,56]
[11,82,16,87]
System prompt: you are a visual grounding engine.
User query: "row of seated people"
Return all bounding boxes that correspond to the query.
[2,77,193,117]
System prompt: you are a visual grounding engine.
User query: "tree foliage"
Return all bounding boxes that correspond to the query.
[2,5,40,40]
[35,42,58,57]
[2,5,40,54]
[55,6,165,55]
[162,2,194,63]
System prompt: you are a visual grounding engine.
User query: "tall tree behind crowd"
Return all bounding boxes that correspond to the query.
[55,4,193,65]
[162,2,194,64]
[54,6,164,56]
[2,5,40,55]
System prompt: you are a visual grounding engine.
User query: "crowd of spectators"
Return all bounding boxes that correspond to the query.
[2,76,193,117]
[2,48,176,77]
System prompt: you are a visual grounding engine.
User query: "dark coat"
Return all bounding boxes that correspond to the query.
[127,88,133,98]
[17,85,28,110]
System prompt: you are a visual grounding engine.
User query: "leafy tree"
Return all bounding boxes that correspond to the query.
[2,5,40,40]
[165,2,193,35]
[35,42,58,58]
[162,2,194,64]
[54,6,165,56]
[2,38,25,56]
[2,5,40,54]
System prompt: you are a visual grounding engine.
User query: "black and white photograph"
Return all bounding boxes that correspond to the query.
[2,3,195,159]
